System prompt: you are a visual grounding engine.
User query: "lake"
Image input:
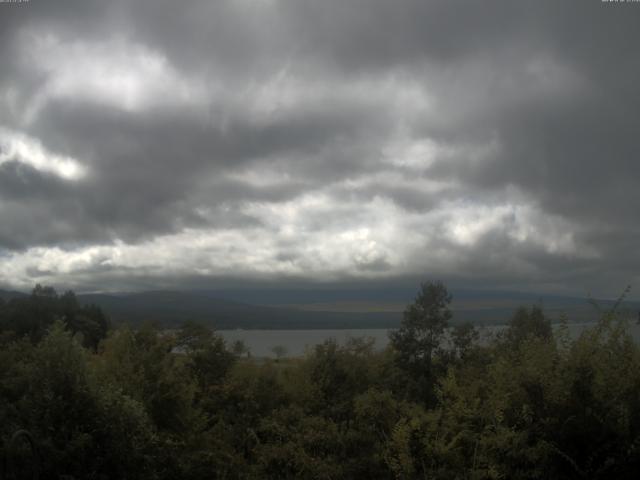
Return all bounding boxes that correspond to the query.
[218,321,640,358]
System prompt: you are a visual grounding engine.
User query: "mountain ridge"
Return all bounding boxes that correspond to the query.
[2,287,637,329]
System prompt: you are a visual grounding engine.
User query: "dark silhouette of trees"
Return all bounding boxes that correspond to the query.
[503,304,552,347]
[389,280,452,403]
[450,321,480,359]
[2,281,640,479]
[0,285,109,348]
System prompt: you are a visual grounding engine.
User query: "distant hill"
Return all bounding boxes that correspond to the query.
[3,287,638,329]
[76,291,401,329]
[0,289,27,301]
[77,288,640,329]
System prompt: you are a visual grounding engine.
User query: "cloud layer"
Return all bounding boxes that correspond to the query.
[1,0,639,296]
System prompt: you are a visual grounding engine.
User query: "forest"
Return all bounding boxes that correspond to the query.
[1,282,640,479]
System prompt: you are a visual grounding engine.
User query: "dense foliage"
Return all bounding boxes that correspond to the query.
[2,282,640,479]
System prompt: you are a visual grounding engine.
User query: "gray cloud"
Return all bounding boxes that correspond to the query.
[0,0,639,297]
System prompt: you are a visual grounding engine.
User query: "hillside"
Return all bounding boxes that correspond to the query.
[3,287,637,329]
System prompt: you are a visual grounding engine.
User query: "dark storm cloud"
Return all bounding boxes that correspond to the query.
[12,82,389,244]
[1,0,639,296]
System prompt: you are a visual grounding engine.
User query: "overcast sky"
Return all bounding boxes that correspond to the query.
[0,0,639,297]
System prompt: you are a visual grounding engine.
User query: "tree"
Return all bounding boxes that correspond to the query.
[232,339,251,358]
[176,320,215,351]
[174,321,236,388]
[503,305,552,348]
[450,322,480,360]
[0,286,109,347]
[97,324,202,435]
[304,338,377,421]
[389,281,452,403]
[272,345,288,361]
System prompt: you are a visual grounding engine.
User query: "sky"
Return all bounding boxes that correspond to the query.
[0,0,639,298]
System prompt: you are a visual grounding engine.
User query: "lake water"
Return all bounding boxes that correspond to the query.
[219,322,640,358]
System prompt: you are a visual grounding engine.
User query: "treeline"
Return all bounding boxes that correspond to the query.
[1,282,640,479]
[0,285,109,349]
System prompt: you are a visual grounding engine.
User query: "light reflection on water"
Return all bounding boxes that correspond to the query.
[218,321,640,358]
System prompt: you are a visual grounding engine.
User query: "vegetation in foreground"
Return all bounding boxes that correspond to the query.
[1,282,640,479]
